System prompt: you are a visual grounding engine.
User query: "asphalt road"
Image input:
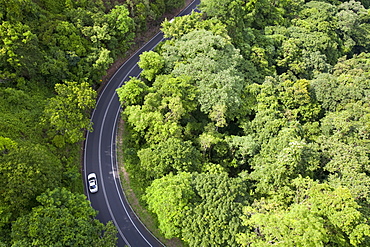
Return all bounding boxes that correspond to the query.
[83,1,200,246]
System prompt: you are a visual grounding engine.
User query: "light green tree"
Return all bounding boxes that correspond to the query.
[123,75,197,144]
[238,177,370,246]
[138,51,165,82]
[138,137,202,179]
[116,77,149,106]
[144,172,194,238]
[162,30,247,126]
[0,137,17,154]
[43,81,96,145]
[161,12,229,39]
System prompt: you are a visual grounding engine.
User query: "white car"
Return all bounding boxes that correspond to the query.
[88,173,98,193]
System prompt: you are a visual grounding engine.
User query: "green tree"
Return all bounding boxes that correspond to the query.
[244,76,321,147]
[249,126,320,195]
[11,188,117,247]
[0,137,16,154]
[0,0,40,22]
[199,0,246,41]
[116,77,149,106]
[225,135,258,168]
[138,51,165,82]
[82,5,134,55]
[0,21,42,84]
[0,141,63,244]
[181,172,249,247]
[138,137,202,179]
[265,1,345,78]
[238,178,370,246]
[43,81,96,145]
[161,12,229,40]
[0,143,62,218]
[318,102,370,209]
[336,0,370,54]
[162,30,247,126]
[105,5,135,53]
[123,75,197,144]
[312,53,370,112]
[144,172,194,238]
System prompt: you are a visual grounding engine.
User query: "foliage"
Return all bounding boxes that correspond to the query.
[181,172,249,247]
[0,0,186,244]
[118,1,370,245]
[138,138,202,179]
[161,29,248,126]
[237,177,370,246]
[43,81,97,145]
[11,188,117,247]
[144,172,194,238]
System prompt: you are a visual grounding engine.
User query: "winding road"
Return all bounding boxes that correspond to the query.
[83,1,200,246]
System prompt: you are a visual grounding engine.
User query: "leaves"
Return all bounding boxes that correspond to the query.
[181,173,249,247]
[138,51,165,82]
[144,172,194,238]
[238,178,370,246]
[43,81,96,145]
[162,30,247,124]
[138,138,202,179]
[11,188,118,247]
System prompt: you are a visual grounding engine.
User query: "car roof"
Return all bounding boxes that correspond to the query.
[88,173,96,179]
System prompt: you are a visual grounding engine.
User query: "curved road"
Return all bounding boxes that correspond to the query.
[83,1,200,246]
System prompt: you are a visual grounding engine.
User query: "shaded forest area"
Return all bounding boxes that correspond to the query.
[117,0,370,246]
[0,0,184,245]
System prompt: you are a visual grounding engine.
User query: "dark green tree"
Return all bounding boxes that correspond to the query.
[11,188,117,247]
[181,172,249,247]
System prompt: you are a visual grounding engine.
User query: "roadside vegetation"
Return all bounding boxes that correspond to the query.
[0,0,185,245]
[117,0,370,246]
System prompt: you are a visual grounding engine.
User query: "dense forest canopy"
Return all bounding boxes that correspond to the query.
[117,0,370,246]
[1,0,370,246]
